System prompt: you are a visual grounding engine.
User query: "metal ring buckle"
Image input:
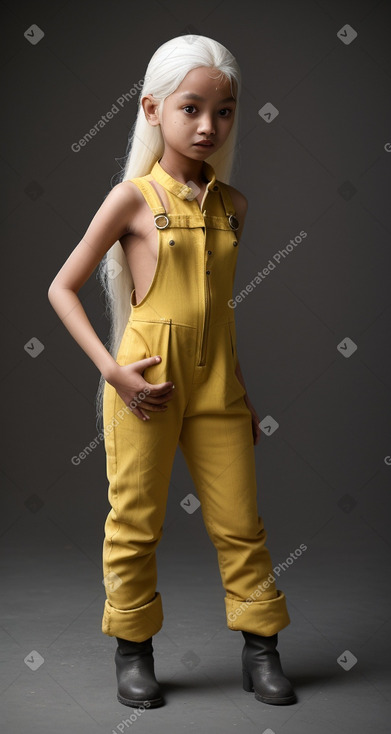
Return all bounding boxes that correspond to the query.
[154,213,170,229]
[228,214,239,230]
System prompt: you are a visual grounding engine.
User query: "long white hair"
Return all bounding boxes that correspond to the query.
[95,34,242,431]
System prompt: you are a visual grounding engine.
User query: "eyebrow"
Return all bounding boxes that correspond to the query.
[178,93,236,103]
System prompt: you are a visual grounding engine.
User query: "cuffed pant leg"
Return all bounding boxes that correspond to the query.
[179,400,291,636]
[101,375,181,642]
[102,591,163,642]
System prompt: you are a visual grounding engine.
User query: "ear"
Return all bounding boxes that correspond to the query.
[141,94,161,127]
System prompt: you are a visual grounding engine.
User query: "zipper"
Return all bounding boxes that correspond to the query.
[198,259,210,366]
[197,183,212,366]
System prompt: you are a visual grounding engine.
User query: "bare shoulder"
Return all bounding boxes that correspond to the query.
[113,179,145,207]
[109,179,146,234]
[103,179,142,213]
[225,184,248,212]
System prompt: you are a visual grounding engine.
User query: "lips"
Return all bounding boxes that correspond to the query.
[194,141,214,146]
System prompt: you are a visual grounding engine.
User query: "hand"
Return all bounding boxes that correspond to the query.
[107,355,175,421]
[244,394,261,445]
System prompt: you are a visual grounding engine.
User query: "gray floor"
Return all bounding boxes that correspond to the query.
[2,493,390,733]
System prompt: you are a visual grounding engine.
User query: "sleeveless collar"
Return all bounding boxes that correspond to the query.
[150,158,217,201]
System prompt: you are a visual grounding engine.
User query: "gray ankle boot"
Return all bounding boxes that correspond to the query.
[115,636,165,708]
[242,631,297,705]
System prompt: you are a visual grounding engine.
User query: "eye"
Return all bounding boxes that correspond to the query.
[182,105,234,116]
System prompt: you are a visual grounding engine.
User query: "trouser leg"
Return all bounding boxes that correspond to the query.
[101,378,180,643]
[179,400,291,636]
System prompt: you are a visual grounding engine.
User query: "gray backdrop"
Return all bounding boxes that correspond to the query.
[1,0,390,732]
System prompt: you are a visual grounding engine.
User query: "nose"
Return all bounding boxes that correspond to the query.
[197,113,216,136]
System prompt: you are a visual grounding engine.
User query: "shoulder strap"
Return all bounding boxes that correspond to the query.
[126,176,166,216]
[217,181,240,231]
[217,181,236,216]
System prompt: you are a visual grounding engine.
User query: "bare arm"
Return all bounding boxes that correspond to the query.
[48,182,175,422]
[47,183,135,382]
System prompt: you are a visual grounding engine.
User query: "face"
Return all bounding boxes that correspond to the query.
[143,66,237,160]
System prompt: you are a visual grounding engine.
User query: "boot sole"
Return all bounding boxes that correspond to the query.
[242,667,297,705]
[117,692,165,708]
[253,690,297,705]
[243,683,297,705]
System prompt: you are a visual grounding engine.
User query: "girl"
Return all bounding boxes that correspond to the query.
[48,34,296,710]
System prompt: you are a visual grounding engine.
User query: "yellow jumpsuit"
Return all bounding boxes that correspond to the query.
[101,159,291,642]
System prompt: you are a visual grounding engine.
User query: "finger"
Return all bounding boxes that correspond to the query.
[139,401,168,412]
[142,391,175,405]
[144,381,175,396]
[131,405,150,421]
[128,393,168,412]
[139,384,176,404]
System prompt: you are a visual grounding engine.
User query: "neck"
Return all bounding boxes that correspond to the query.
[158,152,209,188]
